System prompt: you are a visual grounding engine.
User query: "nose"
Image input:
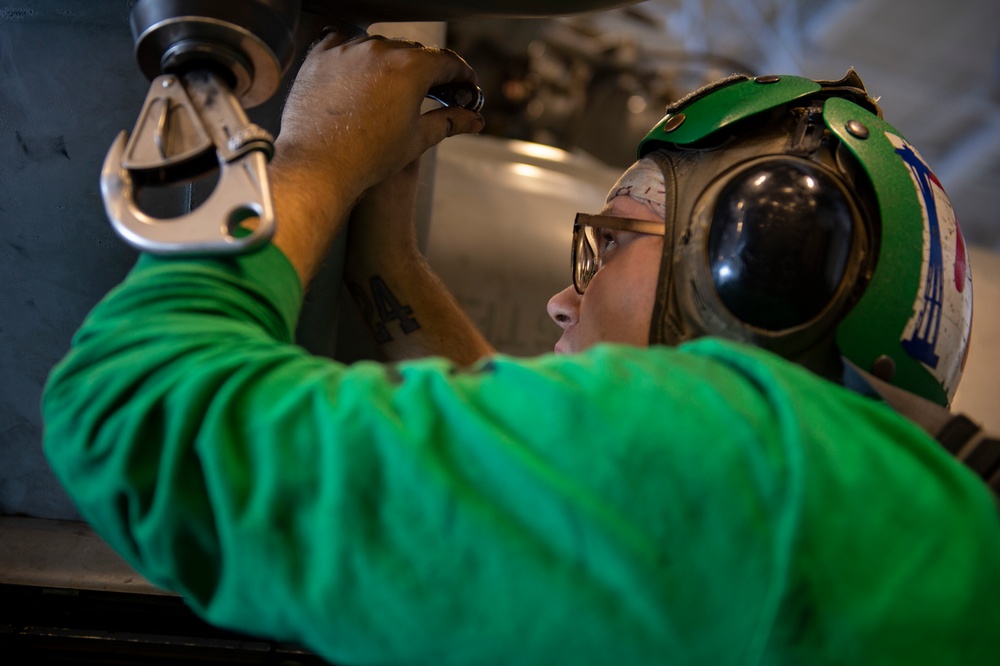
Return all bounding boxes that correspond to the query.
[547,285,580,330]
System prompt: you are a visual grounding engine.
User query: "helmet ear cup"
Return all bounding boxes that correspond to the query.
[707,160,857,330]
[676,155,870,355]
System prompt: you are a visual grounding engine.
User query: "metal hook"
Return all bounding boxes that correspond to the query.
[101,72,276,255]
[426,82,485,113]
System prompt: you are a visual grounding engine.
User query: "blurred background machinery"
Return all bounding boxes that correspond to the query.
[446,0,1000,249]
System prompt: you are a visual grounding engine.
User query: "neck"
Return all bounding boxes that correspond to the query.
[789,336,845,385]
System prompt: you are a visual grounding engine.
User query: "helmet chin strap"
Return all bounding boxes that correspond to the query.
[646,150,687,347]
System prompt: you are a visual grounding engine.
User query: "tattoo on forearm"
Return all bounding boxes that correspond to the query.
[347,276,421,343]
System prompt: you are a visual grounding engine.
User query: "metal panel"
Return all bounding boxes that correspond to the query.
[0,2,330,519]
[2,2,146,520]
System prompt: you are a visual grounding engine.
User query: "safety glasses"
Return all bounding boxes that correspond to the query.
[572,212,666,294]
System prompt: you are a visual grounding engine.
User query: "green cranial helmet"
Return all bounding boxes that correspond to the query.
[638,70,972,406]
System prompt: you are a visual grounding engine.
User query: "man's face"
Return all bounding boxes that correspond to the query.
[547,195,664,354]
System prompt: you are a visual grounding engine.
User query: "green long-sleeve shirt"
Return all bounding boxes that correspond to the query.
[42,244,1000,665]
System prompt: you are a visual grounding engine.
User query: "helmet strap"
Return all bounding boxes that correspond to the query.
[647,150,684,346]
[788,105,826,157]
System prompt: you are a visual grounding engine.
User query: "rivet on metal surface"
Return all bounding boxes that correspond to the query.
[755,75,781,84]
[871,355,897,381]
[663,113,686,133]
[846,119,870,139]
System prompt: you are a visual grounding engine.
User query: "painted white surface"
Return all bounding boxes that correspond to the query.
[952,246,1000,434]
[429,134,621,355]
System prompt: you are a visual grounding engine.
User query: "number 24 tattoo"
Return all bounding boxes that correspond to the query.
[347,276,421,344]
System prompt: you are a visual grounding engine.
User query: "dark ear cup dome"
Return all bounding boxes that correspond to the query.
[708,160,855,330]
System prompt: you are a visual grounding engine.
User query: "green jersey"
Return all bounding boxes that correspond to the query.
[42,245,1000,665]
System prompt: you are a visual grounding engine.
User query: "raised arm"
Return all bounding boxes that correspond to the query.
[267,28,486,287]
[267,29,493,364]
[341,156,496,364]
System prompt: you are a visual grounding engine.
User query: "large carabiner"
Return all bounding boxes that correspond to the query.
[101,71,275,255]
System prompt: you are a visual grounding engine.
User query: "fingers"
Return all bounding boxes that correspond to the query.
[419,107,485,146]
[310,34,483,137]
[313,22,369,50]
[278,29,484,199]
[309,29,478,87]
[311,26,434,55]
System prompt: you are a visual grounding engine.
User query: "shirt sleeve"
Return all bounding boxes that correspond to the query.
[41,244,804,664]
[40,244,999,666]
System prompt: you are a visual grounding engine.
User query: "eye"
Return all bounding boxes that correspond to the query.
[597,228,618,254]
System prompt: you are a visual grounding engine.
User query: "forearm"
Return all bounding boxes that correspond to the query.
[345,246,495,364]
[265,30,485,287]
[267,149,358,286]
[341,155,494,364]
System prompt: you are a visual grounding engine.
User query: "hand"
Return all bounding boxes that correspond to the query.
[269,29,485,285]
[275,28,484,204]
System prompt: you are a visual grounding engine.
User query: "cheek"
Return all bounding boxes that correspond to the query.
[579,238,662,347]
[618,264,659,343]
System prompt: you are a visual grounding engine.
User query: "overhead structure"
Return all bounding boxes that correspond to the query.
[106,0,645,254]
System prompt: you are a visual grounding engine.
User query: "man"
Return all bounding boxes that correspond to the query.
[43,28,999,665]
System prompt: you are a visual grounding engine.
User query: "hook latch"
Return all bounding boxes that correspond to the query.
[101,71,275,255]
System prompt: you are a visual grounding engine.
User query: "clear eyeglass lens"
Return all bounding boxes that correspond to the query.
[574,225,603,293]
